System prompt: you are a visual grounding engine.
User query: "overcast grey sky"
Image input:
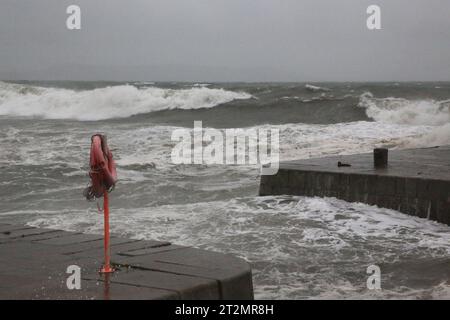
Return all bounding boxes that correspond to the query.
[1,0,449,81]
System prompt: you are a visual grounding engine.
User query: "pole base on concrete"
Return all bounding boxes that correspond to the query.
[99,266,115,274]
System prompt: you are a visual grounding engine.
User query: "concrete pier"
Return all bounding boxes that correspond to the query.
[0,224,253,299]
[260,146,450,225]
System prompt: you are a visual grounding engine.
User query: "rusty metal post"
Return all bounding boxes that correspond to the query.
[99,191,114,274]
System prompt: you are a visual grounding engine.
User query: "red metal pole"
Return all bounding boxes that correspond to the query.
[100,190,114,273]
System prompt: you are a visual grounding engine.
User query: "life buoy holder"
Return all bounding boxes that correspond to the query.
[83,134,117,200]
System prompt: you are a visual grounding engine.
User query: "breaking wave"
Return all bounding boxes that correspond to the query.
[405,123,450,148]
[0,81,251,121]
[305,84,331,92]
[357,92,450,147]
[358,92,450,126]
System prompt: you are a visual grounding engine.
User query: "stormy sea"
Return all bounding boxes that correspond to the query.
[1,80,450,299]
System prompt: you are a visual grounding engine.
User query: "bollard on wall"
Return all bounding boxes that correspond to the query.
[374,148,388,169]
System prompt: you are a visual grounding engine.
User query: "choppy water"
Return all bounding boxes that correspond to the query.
[1,81,450,299]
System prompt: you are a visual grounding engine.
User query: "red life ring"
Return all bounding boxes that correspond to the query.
[84,134,117,200]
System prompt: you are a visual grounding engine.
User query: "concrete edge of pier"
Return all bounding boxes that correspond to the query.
[0,224,254,300]
[259,146,450,225]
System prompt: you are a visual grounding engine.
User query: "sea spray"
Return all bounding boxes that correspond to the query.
[1,81,450,300]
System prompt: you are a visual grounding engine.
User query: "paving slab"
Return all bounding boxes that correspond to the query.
[0,225,253,300]
[0,277,178,300]
[0,224,33,234]
[36,233,103,245]
[84,268,220,299]
[112,247,254,299]
[13,230,70,242]
[0,227,61,240]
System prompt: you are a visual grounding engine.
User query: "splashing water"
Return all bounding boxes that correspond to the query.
[1,81,450,299]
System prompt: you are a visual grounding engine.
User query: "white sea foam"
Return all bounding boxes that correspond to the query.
[357,92,450,147]
[358,92,450,126]
[305,84,331,92]
[0,82,251,121]
[102,120,431,175]
[23,196,450,299]
[0,120,431,174]
[404,123,450,148]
